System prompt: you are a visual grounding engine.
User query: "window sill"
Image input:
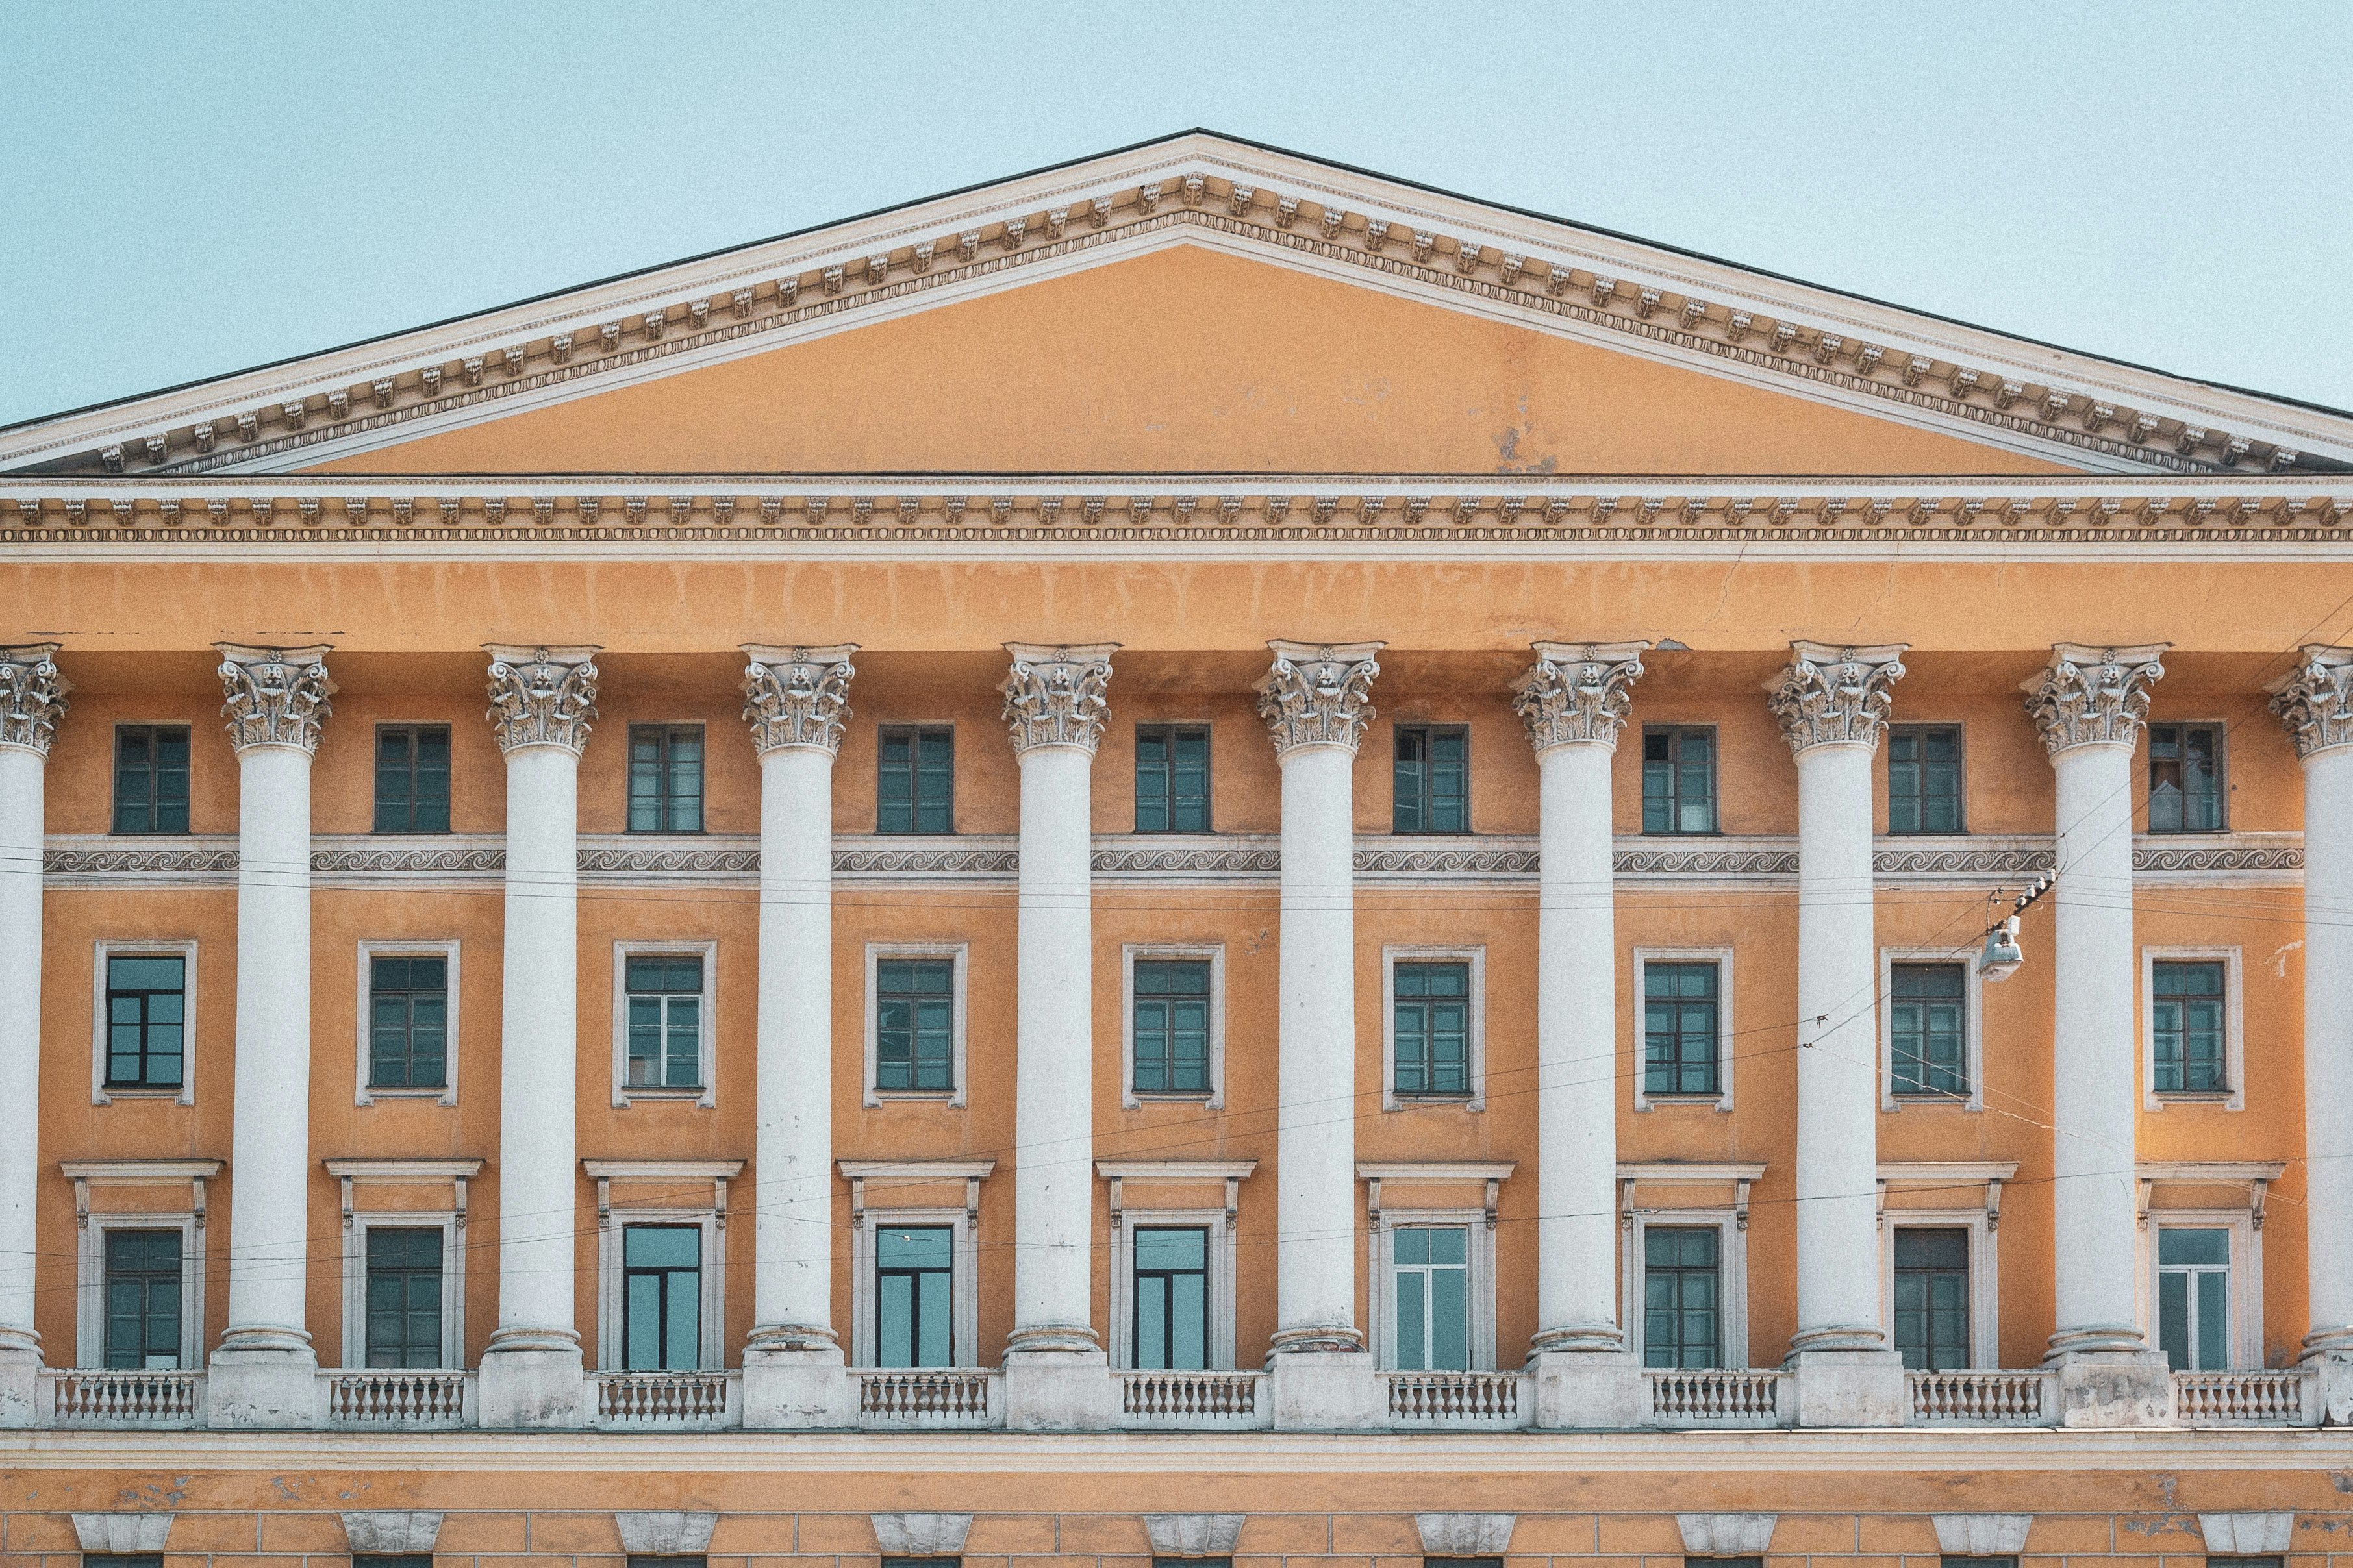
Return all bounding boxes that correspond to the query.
[1130,1091,1214,1102]
[622,828,707,836]
[1884,830,1972,838]
[870,1089,959,1102]
[620,1086,709,1100]
[363,1086,451,1099]
[1639,1093,1728,1110]
[1637,829,1723,838]
[2153,1090,2235,1102]
[2144,828,2230,836]
[368,828,454,836]
[1390,1093,1479,1107]
[99,1086,184,1099]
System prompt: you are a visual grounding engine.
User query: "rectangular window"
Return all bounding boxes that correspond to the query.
[357,1558,437,1568]
[875,1224,955,1367]
[1393,725,1469,833]
[368,955,448,1090]
[372,724,451,834]
[364,1226,445,1369]
[1641,725,1716,834]
[102,1228,182,1369]
[86,1558,167,1568]
[111,724,190,834]
[1940,1560,2017,1568]
[878,725,954,834]
[1392,960,1472,1097]
[623,955,705,1090]
[1642,1225,1721,1368]
[622,1223,701,1370]
[1131,1225,1209,1371]
[1131,959,1211,1095]
[1893,1227,1970,1371]
[1889,962,1967,1097]
[630,1557,709,1568]
[2152,959,2227,1092]
[1134,724,1211,833]
[627,723,705,833]
[2148,721,2224,832]
[875,959,955,1092]
[2158,1226,2231,1371]
[1642,962,1720,1097]
[105,954,186,1091]
[1888,724,1963,834]
[1390,1225,1470,1371]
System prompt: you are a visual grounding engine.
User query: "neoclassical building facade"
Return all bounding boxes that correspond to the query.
[5,131,2353,1568]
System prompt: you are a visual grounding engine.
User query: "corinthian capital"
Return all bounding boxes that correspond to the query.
[215,643,334,754]
[1255,639,1384,757]
[1513,640,1648,753]
[2023,642,2168,754]
[484,643,600,754]
[2270,645,2353,760]
[1767,641,1908,754]
[742,643,859,755]
[0,643,70,756]
[1001,642,1118,755]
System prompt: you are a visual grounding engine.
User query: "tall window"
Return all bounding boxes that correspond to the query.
[1392,960,1471,1097]
[1134,725,1210,833]
[878,726,954,833]
[1390,1225,1470,1371]
[1393,725,1468,833]
[2157,1226,2231,1370]
[1641,1225,1721,1368]
[875,958,954,1091]
[1131,959,1211,1095]
[875,1224,954,1367]
[373,724,451,833]
[1131,1226,1209,1371]
[112,725,190,834]
[102,1229,182,1369]
[1887,724,1963,834]
[2152,959,2226,1092]
[1642,962,1720,1097]
[364,1226,445,1368]
[1893,1227,1970,1371]
[368,956,447,1090]
[624,955,705,1090]
[105,954,186,1091]
[622,1224,701,1370]
[627,724,705,833]
[1641,726,1716,834]
[2147,722,2223,832]
[1889,962,1967,1097]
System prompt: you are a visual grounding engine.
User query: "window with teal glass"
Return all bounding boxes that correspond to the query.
[364,1225,444,1368]
[875,1224,954,1367]
[1642,962,1719,1097]
[625,954,704,1089]
[102,1228,182,1369]
[369,954,447,1089]
[1392,960,1471,1097]
[875,958,955,1091]
[878,726,954,833]
[1887,724,1963,834]
[1131,1226,1209,1371]
[1893,1226,1970,1371]
[627,723,705,833]
[1393,725,1468,833]
[1132,959,1211,1095]
[105,953,186,1090]
[622,1223,701,1370]
[1889,962,1966,1097]
[2152,959,2226,1092]
[1641,725,1715,834]
[1389,1225,1470,1371]
[112,724,190,834]
[373,724,451,833]
[2158,1226,2231,1370]
[1641,1225,1720,1368]
[1135,725,1210,832]
[2148,722,2223,832]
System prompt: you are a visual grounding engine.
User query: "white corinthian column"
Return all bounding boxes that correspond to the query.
[1000,642,1118,1431]
[2026,642,2172,1426]
[1256,638,1384,1430]
[1514,642,1648,1427]
[1768,641,1910,1427]
[0,646,67,1428]
[478,645,599,1428]
[740,644,859,1429]
[2270,646,2353,1421]
[207,644,334,1430]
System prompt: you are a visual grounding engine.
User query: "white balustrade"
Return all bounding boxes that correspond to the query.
[1907,1369,2052,1425]
[1117,1369,1268,1429]
[591,1369,738,1427]
[853,1368,1001,1428]
[1646,1367,1786,1426]
[45,1368,205,1427]
[323,1369,470,1427]
[2172,1369,2317,1426]
[1383,1370,1528,1427]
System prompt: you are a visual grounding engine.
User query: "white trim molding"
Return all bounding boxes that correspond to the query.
[1876,941,1984,1111]
[1098,1160,1255,1373]
[89,937,198,1106]
[863,941,970,1108]
[60,1159,221,1370]
[840,1160,994,1369]
[610,938,718,1108]
[1619,1163,1764,1371]
[2135,1161,2285,1372]
[583,1159,742,1372]
[1632,946,1736,1112]
[1876,1162,2019,1371]
[2141,945,2246,1110]
[1120,942,1227,1109]
[354,937,460,1107]
[1380,944,1487,1111]
[1358,1162,1513,1373]
[324,1158,481,1369]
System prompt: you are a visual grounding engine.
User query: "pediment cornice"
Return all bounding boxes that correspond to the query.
[8,134,2350,479]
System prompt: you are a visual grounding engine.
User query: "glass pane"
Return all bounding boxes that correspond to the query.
[1135,1228,1206,1271]
[916,1266,952,1365]
[2196,1268,2230,1370]
[1394,1269,1427,1371]
[2159,1227,2229,1266]
[1169,1269,1207,1370]
[2158,1269,2191,1370]
[1136,1273,1168,1368]
[625,1273,662,1369]
[877,1272,914,1367]
[625,1225,700,1268]
[1429,1263,1468,1371]
[108,955,182,989]
[666,1264,700,1367]
[878,1226,953,1271]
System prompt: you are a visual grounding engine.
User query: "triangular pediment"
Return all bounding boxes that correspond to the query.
[6,131,2347,478]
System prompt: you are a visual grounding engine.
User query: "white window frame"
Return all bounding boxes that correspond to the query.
[1880,1213,2000,1370]
[355,938,460,1107]
[1120,943,1226,1108]
[2141,947,2245,1110]
[864,941,968,1107]
[64,1160,220,1370]
[1631,946,1735,1112]
[586,1160,738,1372]
[342,1211,464,1369]
[1618,1164,1761,1369]
[90,938,198,1106]
[1108,1207,1236,1371]
[1878,944,1983,1112]
[2140,1208,2265,1372]
[611,940,718,1108]
[1368,1206,1496,1371]
[1381,945,1487,1110]
[849,1206,979,1369]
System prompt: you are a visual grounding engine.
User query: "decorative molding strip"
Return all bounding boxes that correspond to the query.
[45,843,242,878]
[577,844,761,875]
[1616,845,1800,877]
[1094,841,1282,877]
[1357,845,1541,876]
[834,840,1021,878]
[310,842,505,876]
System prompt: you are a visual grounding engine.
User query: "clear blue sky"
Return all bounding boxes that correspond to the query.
[7,0,2350,429]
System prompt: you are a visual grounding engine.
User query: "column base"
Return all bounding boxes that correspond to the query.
[1529,1348,1644,1430]
[1784,1347,1906,1428]
[740,1335,853,1429]
[1002,1345,1113,1432]
[0,1331,40,1429]
[1268,1347,1379,1431]
[2046,1345,2171,1427]
[206,1330,321,1430]
[477,1331,585,1428]
[2300,1335,2353,1426]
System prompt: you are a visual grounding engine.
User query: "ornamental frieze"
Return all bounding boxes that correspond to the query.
[215,643,334,754]
[0,643,69,755]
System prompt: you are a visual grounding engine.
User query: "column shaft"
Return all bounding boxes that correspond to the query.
[753,743,837,1341]
[0,646,65,1425]
[2303,742,2353,1349]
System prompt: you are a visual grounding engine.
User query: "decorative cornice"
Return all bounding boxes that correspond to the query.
[0,642,69,756]
[1767,641,1907,754]
[1000,642,1117,755]
[1513,640,1648,753]
[214,643,334,754]
[484,643,599,754]
[2024,642,2169,754]
[1257,639,1383,757]
[2269,645,2353,760]
[742,643,858,755]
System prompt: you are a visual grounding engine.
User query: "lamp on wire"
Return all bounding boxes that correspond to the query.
[1980,872,2053,982]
